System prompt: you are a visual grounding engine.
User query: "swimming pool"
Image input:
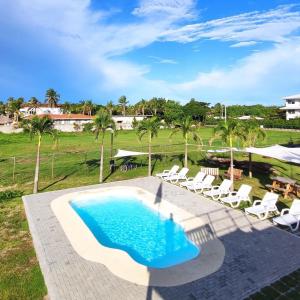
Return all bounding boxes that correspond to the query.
[70,194,200,268]
[51,185,225,286]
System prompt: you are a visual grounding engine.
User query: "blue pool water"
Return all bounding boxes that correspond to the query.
[70,194,200,268]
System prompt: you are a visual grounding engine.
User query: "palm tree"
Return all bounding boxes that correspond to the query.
[139,99,147,116]
[106,100,114,116]
[28,97,40,114]
[7,97,24,122]
[94,109,116,183]
[62,101,71,114]
[170,116,202,168]
[45,88,60,108]
[213,120,241,187]
[137,117,161,176]
[240,121,266,178]
[81,100,94,115]
[118,95,128,116]
[0,101,5,115]
[150,97,158,115]
[22,116,57,193]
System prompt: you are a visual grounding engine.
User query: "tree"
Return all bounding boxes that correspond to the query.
[183,99,210,122]
[28,97,40,114]
[149,97,159,116]
[139,99,147,116]
[22,116,57,193]
[81,100,94,115]
[170,116,202,168]
[164,100,184,126]
[106,100,114,116]
[7,97,24,122]
[137,117,161,176]
[45,89,60,108]
[0,101,5,115]
[94,109,116,183]
[240,121,266,178]
[63,101,71,113]
[213,120,241,188]
[118,96,128,116]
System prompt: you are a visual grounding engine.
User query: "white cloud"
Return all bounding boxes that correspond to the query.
[132,0,196,20]
[1,1,300,104]
[230,41,258,48]
[149,56,178,64]
[161,4,300,44]
[171,39,300,103]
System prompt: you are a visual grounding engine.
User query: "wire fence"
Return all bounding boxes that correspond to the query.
[0,143,209,190]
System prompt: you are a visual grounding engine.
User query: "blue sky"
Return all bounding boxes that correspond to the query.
[1,0,300,106]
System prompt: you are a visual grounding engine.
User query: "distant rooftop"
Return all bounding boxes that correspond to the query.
[25,114,93,120]
[283,94,300,100]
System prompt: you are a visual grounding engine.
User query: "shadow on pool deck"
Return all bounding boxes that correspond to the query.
[144,180,300,300]
[23,177,300,300]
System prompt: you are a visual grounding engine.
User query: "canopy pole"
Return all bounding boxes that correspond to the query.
[248,152,252,178]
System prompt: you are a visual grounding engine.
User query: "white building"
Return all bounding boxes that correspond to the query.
[281,94,300,120]
[20,104,64,117]
[24,114,148,132]
[112,115,147,130]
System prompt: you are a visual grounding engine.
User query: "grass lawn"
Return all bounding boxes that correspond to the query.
[0,127,299,299]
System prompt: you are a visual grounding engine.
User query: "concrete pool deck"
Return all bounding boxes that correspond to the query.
[23,177,300,300]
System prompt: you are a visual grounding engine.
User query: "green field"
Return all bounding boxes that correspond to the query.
[0,127,300,299]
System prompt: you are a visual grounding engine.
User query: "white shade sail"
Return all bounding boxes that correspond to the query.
[246,145,300,164]
[114,149,148,158]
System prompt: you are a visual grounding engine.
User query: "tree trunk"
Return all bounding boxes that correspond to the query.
[33,135,41,194]
[99,143,104,183]
[154,108,157,116]
[229,135,234,191]
[249,152,252,178]
[142,107,145,116]
[148,134,152,176]
[123,105,125,116]
[184,135,188,168]
[110,132,114,158]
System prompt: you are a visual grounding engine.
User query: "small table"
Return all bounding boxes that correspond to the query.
[266,176,297,199]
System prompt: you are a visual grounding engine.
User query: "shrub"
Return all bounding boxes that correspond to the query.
[0,190,24,202]
[83,122,94,132]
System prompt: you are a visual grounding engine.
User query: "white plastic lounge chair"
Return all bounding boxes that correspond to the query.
[164,167,189,184]
[245,192,279,220]
[179,171,206,188]
[273,199,300,232]
[203,179,232,200]
[191,175,215,193]
[156,165,179,179]
[220,184,252,208]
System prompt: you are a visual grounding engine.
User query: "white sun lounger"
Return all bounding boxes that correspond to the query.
[164,167,189,184]
[273,199,300,232]
[203,179,232,200]
[245,192,279,220]
[179,171,206,188]
[191,175,215,193]
[156,165,179,179]
[220,184,252,208]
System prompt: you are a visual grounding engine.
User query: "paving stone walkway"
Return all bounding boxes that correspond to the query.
[23,177,300,300]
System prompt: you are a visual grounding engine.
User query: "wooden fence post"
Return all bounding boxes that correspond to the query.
[51,154,55,179]
[12,157,16,182]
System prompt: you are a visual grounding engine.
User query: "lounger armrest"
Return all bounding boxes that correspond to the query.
[211,185,220,190]
[162,169,170,174]
[253,200,262,206]
[186,177,194,181]
[280,208,290,216]
[228,191,238,197]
